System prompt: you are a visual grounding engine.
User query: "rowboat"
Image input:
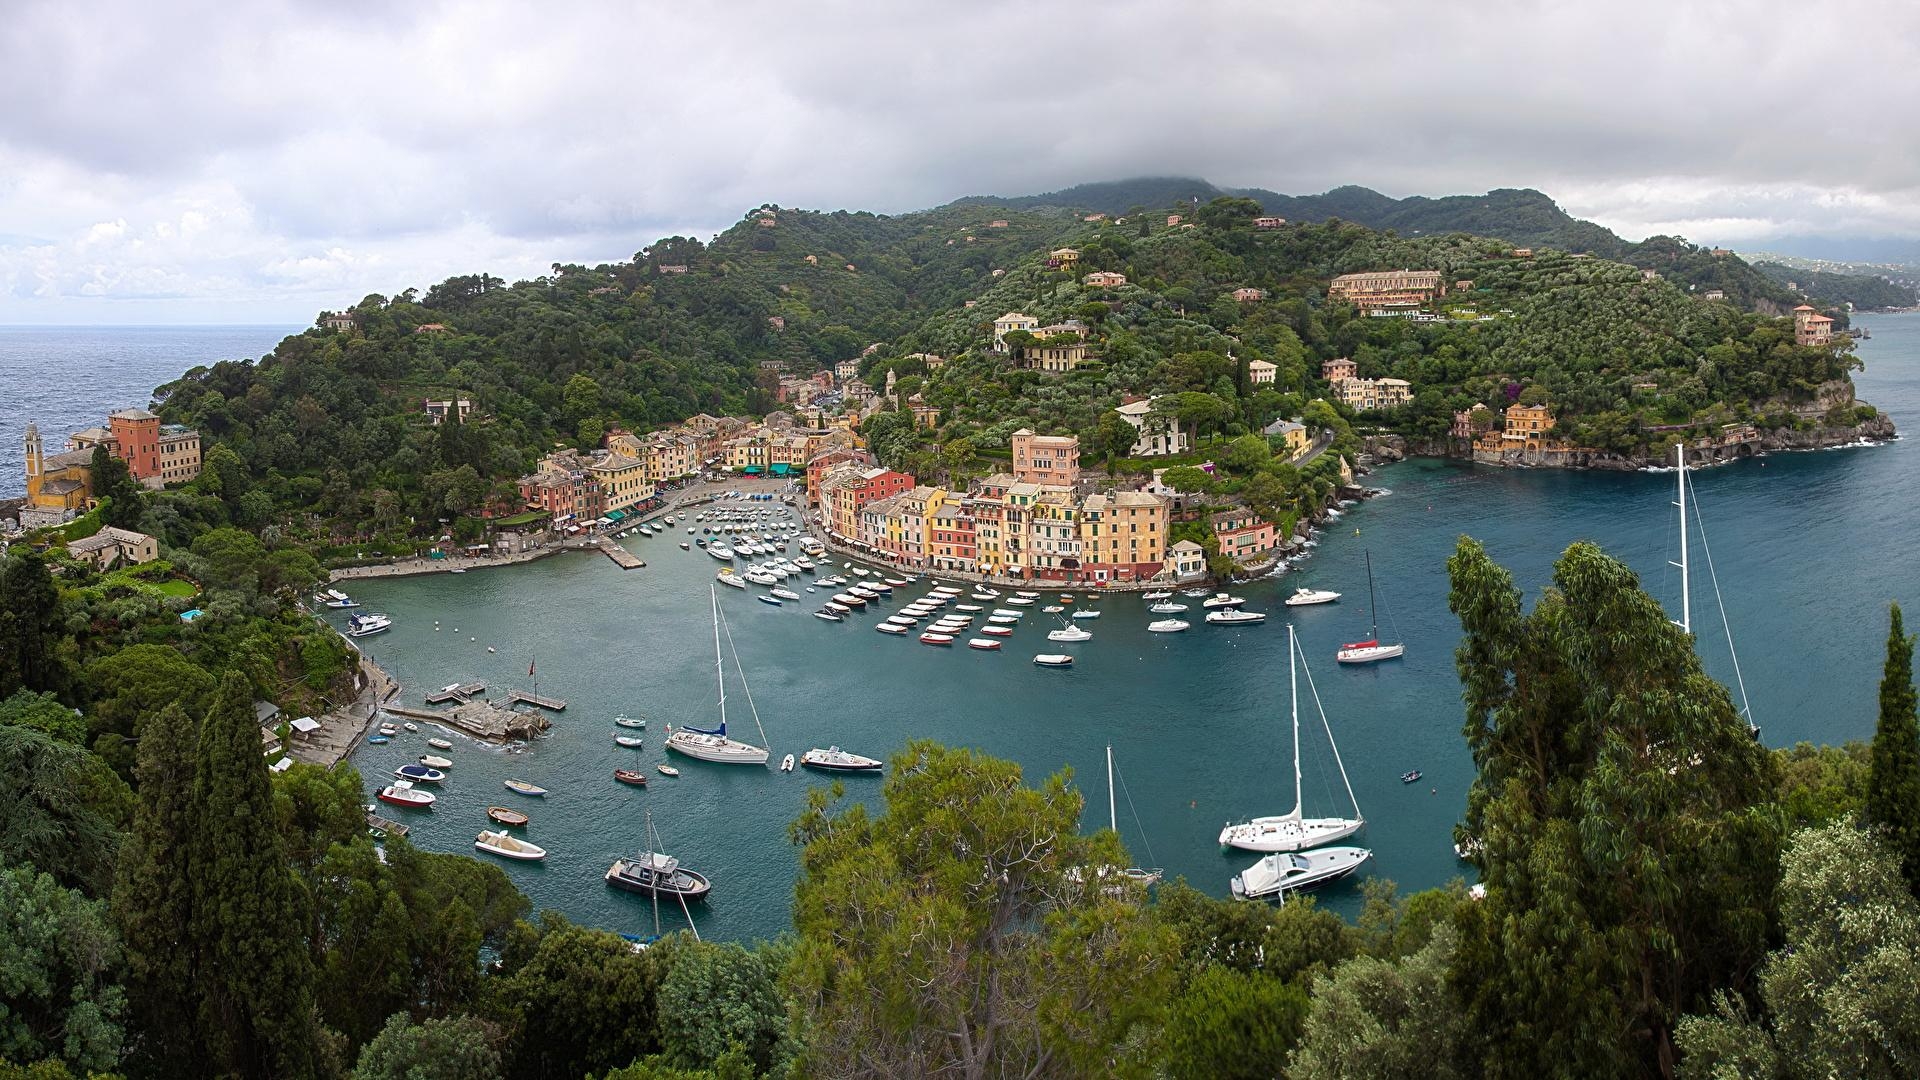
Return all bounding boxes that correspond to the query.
[486,806,530,826]
[920,631,956,645]
[614,769,649,787]
[981,626,1014,637]
[657,764,680,777]
[504,779,547,797]
[968,638,1002,650]
[614,734,644,748]
[418,754,453,769]
[1033,654,1074,667]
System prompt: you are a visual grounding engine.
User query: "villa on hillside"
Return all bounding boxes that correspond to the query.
[1327,269,1446,313]
[992,312,1040,352]
[1084,271,1127,288]
[1333,377,1412,411]
[1794,304,1834,346]
[1247,358,1277,385]
[1115,397,1189,458]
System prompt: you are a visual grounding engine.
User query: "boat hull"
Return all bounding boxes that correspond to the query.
[1218,815,1365,853]
[605,860,712,901]
[1230,846,1372,900]
[665,731,771,765]
[1336,643,1405,664]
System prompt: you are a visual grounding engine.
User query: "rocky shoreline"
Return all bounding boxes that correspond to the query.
[1363,414,1896,473]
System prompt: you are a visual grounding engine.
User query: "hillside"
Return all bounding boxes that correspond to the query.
[1752,260,1916,311]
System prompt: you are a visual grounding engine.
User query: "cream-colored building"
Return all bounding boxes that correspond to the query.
[1247,358,1277,385]
[1115,397,1189,457]
[67,527,159,570]
[993,312,1040,352]
[1333,377,1412,411]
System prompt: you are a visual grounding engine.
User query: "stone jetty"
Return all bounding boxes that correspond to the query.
[384,701,552,742]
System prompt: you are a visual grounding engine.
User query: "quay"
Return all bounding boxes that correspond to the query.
[598,539,645,569]
[365,810,410,838]
[506,688,567,711]
[385,701,553,742]
[425,681,488,705]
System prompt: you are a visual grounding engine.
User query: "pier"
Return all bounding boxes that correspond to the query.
[507,688,568,711]
[424,681,488,705]
[385,701,552,742]
[598,540,646,569]
[365,810,410,838]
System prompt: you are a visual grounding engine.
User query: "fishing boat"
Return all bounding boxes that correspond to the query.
[800,746,885,772]
[780,753,795,772]
[1230,846,1372,901]
[1202,593,1246,609]
[1047,622,1093,642]
[1220,626,1367,853]
[1400,770,1422,784]
[1033,654,1074,667]
[666,587,774,766]
[1148,619,1190,633]
[377,780,435,808]
[428,736,454,749]
[1150,601,1188,613]
[1043,605,1064,613]
[606,850,711,901]
[346,612,393,637]
[486,806,529,826]
[920,631,956,645]
[418,754,453,770]
[394,764,445,783]
[968,637,1002,650]
[813,610,843,622]
[475,830,547,861]
[503,779,548,797]
[615,768,648,786]
[1285,587,1341,606]
[1206,608,1267,625]
[1335,552,1405,664]
[614,715,646,729]
[1072,610,1101,620]
[615,734,644,748]
[981,626,1014,637]
[657,764,680,777]
[715,568,747,589]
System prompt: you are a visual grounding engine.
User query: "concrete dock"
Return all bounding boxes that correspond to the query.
[598,540,645,569]
[506,688,567,711]
[385,701,552,742]
[425,681,488,705]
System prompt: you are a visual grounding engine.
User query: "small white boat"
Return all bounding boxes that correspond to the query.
[1142,590,1173,600]
[813,610,843,622]
[716,570,747,589]
[475,830,547,861]
[920,631,956,645]
[427,736,453,749]
[876,623,909,635]
[1150,601,1188,613]
[824,601,851,614]
[968,638,1002,650]
[1206,609,1267,625]
[1043,605,1064,613]
[987,615,1019,625]
[504,779,547,797]
[418,754,453,769]
[885,615,918,626]
[1033,654,1074,667]
[956,603,985,613]
[707,544,735,560]
[1148,619,1189,633]
[1071,610,1101,620]
[1230,846,1372,900]
[657,764,680,777]
[346,612,393,637]
[614,715,646,729]
[981,626,1014,637]
[1285,588,1342,607]
[1047,626,1093,642]
[771,587,800,600]
[402,722,418,732]
[615,734,644,748]
[1202,593,1246,609]
[376,780,435,808]
[780,753,795,773]
[1006,596,1036,606]
[758,595,783,606]
[801,746,884,772]
[680,542,691,550]
[1016,590,1040,598]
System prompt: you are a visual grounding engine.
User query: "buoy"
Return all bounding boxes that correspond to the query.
[470,637,476,641]
[487,646,496,653]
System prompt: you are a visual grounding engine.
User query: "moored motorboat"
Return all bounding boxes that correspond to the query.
[1230,846,1372,901]
[981,626,1014,637]
[771,587,801,600]
[1285,587,1341,606]
[716,568,747,589]
[1401,769,1422,784]
[813,610,843,622]
[757,595,783,606]
[366,734,390,744]
[1147,619,1190,633]
[614,715,646,729]
[657,764,680,777]
[605,850,711,900]
[1047,624,1092,642]
[920,631,956,645]
[800,746,884,772]
[428,736,454,749]
[1206,609,1268,625]
[418,754,453,769]
[1150,601,1188,613]
[346,612,393,637]
[968,638,1002,650]
[486,805,529,826]
[1033,654,1074,667]
[377,780,435,808]
[504,779,548,797]
[1202,593,1246,609]
[876,623,908,635]
[394,763,445,783]
[475,830,547,861]
[615,734,644,748]
[1072,610,1101,620]
[780,753,795,772]
[1142,590,1172,600]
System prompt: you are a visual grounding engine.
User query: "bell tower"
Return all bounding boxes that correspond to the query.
[23,421,42,502]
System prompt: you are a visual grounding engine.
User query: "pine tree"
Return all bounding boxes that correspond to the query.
[190,672,319,1078]
[1867,603,1920,896]
[0,550,64,697]
[113,702,203,1077]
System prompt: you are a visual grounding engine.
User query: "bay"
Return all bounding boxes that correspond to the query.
[337,312,1918,942]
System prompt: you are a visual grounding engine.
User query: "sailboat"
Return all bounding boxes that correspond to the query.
[1220,625,1365,852]
[1335,550,1403,664]
[1107,746,1163,885]
[666,586,773,765]
[1669,444,1758,738]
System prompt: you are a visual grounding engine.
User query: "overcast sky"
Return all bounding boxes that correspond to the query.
[2,0,1914,324]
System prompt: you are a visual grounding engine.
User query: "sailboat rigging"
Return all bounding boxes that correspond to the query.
[665,586,773,764]
[1107,746,1162,885]
[1220,624,1365,852]
[1668,444,1757,737]
[1335,550,1404,663]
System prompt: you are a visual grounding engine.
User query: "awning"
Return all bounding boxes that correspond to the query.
[769,463,792,475]
[290,716,321,734]
[606,509,627,521]
[741,466,764,474]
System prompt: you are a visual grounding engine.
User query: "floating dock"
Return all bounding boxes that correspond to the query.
[424,681,488,705]
[365,810,410,837]
[598,540,645,569]
[506,688,567,711]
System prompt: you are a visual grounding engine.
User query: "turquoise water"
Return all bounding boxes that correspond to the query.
[337,313,1917,943]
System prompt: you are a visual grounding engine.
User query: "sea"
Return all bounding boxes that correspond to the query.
[1,316,1916,943]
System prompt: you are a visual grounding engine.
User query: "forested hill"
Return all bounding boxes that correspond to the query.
[1753,261,1917,311]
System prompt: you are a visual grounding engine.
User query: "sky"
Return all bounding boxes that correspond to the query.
[2,0,1916,324]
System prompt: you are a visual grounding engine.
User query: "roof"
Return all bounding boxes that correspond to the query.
[68,533,119,554]
[110,408,159,421]
[1170,539,1205,553]
[1115,398,1156,417]
[38,479,85,496]
[43,448,94,470]
[253,700,281,723]
[290,716,321,733]
[1264,418,1306,436]
[1246,358,1278,370]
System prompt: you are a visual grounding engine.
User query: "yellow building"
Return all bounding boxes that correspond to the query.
[22,423,93,519]
[1333,377,1412,411]
[587,452,654,514]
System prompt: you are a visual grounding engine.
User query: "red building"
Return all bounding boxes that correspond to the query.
[1211,508,1277,563]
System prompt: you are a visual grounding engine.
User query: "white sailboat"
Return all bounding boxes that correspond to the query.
[666,586,773,765]
[1220,624,1365,853]
[1107,746,1162,885]
[1669,444,1758,738]
[1335,551,1403,663]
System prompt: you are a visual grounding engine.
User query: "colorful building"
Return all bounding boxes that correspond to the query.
[1212,508,1278,564]
[1115,397,1189,457]
[1333,377,1412,411]
[1793,304,1835,347]
[1327,269,1446,312]
[1011,429,1080,485]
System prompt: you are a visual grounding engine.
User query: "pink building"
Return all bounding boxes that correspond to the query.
[1010,429,1080,486]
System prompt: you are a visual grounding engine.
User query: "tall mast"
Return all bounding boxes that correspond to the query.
[1289,624,1303,820]
[1365,550,1380,639]
[1670,443,1690,633]
[1106,745,1117,834]
[711,585,727,732]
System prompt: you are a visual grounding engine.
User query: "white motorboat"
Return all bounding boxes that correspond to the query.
[1206,609,1267,625]
[875,622,909,635]
[614,715,646,729]
[1230,846,1372,900]
[1015,590,1040,598]
[715,569,748,589]
[780,753,795,772]
[1047,625,1093,642]
[1335,552,1404,664]
[346,612,393,637]
[1142,590,1172,600]
[968,638,1002,650]
[615,734,645,747]
[771,587,801,601]
[418,754,453,769]
[920,631,956,645]
[1150,601,1188,613]
[1147,619,1189,633]
[1284,587,1342,607]
[832,593,866,608]
[824,601,851,614]
[1220,625,1366,853]
[885,615,918,626]
[800,746,884,773]
[428,737,454,749]
[665,587,773,766]
[956,603,985,613]
[1033,654,1074,667]
[986,615,1018,625]
[475,830,547,861]
[1043,605,1064,613]
[393,764,444,783]
[813,610,843,621]
[1006,596,1036,606]
[707,544,735,560]
[1071,610,1101,620]
[745,570,780,586]
[991,608,1022,618]
[1202,593,1246,609]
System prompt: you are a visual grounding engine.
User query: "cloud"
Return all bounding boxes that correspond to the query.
[2,0,1917,322]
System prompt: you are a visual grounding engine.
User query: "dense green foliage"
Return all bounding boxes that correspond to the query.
[0,864,126,1072]
[1754,260,1916,310]
[1867,603,1920,894]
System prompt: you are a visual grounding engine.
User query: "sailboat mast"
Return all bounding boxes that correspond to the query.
[1289,624,1303,820]
[1106,745,1117,834]
[711,585,727,730]
[646,807,661,937]
[1671,443,1690,633]
[1365,550,1380,638]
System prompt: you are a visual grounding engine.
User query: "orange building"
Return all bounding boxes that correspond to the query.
[1793,304,1835,347]
[1011,429,1079,486]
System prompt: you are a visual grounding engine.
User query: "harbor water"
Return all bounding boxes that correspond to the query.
[338,313,1920,942]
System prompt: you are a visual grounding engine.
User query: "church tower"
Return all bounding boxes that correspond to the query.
[22,421,42,502]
